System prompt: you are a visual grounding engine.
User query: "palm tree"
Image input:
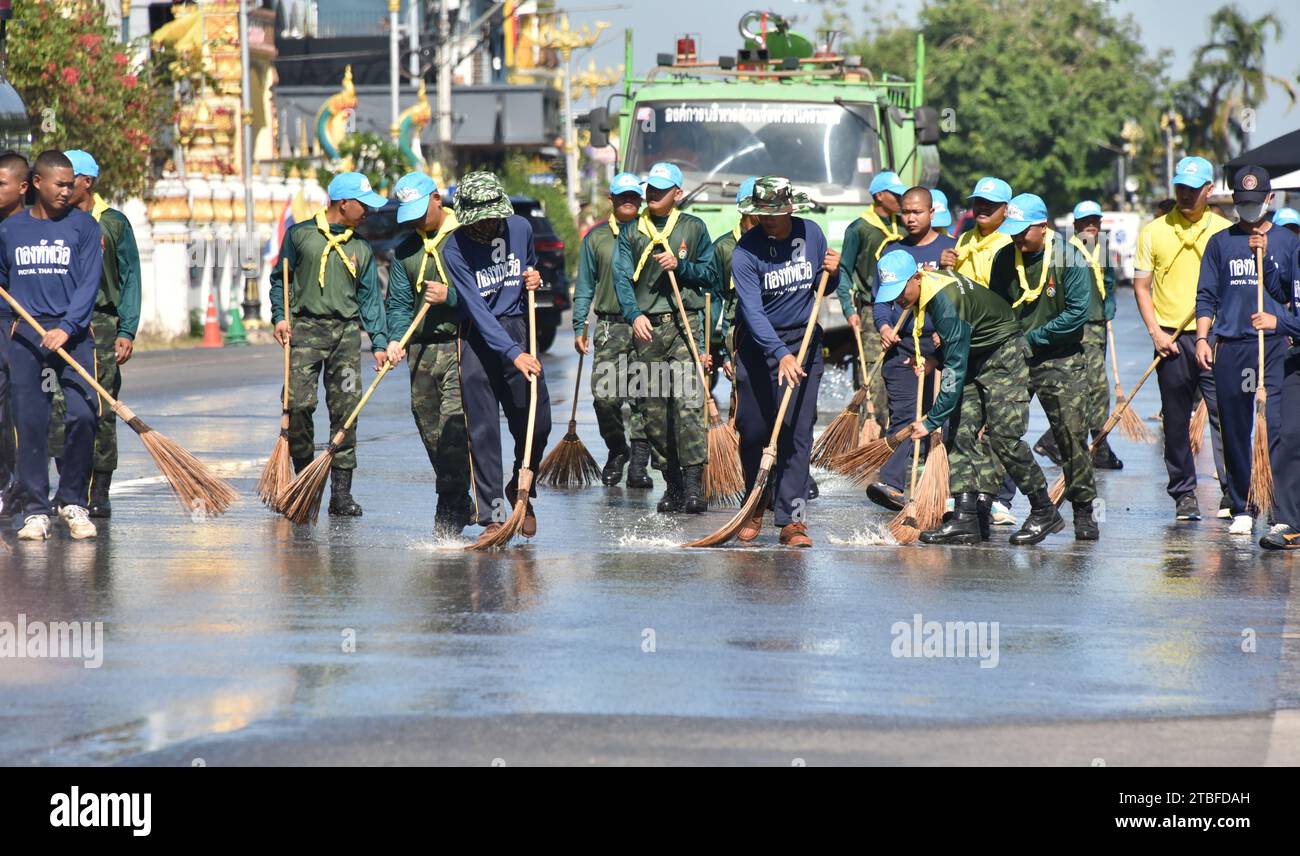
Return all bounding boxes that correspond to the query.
[1181,4,1296,160]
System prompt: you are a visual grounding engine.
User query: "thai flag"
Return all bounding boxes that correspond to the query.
[264,198,295,270]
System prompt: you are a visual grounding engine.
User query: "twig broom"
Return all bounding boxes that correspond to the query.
[1108,321,1154,444]
[811,309,909,466]
[0,285,236,517]
[537,319,599,488]
[892,369,949,542]
[257,260,294,505]
[1247,246,1274,515]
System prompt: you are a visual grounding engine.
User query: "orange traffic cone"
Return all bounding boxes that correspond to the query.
[200,291,223,348]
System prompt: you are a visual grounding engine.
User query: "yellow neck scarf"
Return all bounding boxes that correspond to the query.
[1069,235,1105,301]
[608,214,620,236]
[632,208,682,279]
[1011,230,1055,308]
[862,206,902,241]
[956,227,1004,264]
[731,223,742,241]
[414,210,459,291]
[315,209,356,289]
[1171,214,1211,259]
[90,193,110,223]
[912,270,959,338]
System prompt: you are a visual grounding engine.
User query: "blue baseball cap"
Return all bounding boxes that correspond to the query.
[968,176,1012,204]
[327,171,387,208]
[392,172,440,223]
[1072,200,1103,221]
[874,249,920,303]
[64,149,99,179]
[736,176,757,206]
[645,162,683,190]
[1173,156,1213,189]
[609,172,645,198]
[998,193,1049,235]
[868,171,907,197]
[930,188,952,228]
[1273,207,1300,227]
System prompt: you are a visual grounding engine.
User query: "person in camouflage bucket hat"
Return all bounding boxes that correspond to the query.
[737,176,815,216]
[453,171,515,227]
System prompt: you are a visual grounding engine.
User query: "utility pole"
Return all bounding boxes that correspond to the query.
[389,0,401,141]
[436,0,454,177]
[238,0,259,326]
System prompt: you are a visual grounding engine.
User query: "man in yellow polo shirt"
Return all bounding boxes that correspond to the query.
[1133,156,1231,520]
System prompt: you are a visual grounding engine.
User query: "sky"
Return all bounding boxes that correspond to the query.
[565,0,1300,149]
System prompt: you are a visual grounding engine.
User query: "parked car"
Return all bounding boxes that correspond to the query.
[357,193,569,353]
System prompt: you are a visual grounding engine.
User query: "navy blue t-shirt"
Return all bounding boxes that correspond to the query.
[873,233,954,360]
[731,218,839,361]
[0,208,103,337]
[441,215,538,360]
[1196,223,1297,339]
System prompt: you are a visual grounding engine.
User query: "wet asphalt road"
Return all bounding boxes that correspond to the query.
[1,300,1298,766]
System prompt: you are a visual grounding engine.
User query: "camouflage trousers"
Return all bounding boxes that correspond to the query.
[632,311,707,470]
[48,311,121,472]
[1029,348,1097,505]
[856,304,889,430]
[589,315,645,455]
[1082,321,1110,436]
[407,340,470,497]
[286,317,362,470]
[948,336,1048,497]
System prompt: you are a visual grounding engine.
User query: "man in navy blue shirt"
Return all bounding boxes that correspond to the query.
[1195,165,1296,536]
[867,186,954,510]
[729,177,839,548]
[440,171,550,540]
[0,150,103,541]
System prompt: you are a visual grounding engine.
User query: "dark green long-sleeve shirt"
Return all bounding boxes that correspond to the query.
[1070,236,1118,323]
[915,270,1023,431]
[836,209,903,318]
[612,210,715,322]
[988,236,1089,362]
[710,225,743,356]
[93,203,142,339]
[268,219,388,349]
[572,218,631,335]
[386,227,460,344]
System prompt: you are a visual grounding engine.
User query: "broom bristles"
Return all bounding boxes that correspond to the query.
[858,411,883,444]
[538,421,600,488]
[1114,385,1154,444]
[912,434,949,528]
[1247,395,1274,515]
[1189,398,1209,456]
[705,414,745,504]
[256,433,293,507]
[275,450,334,525]
[827,427,910,484]
[137,428,238,517]
[1048,473,1066,506]
[888,502,922,544]
[810,406,862,467]
[470,495,528,549]
[686,464,771,547]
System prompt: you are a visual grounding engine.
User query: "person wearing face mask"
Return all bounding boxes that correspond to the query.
[611,161,716,515]
[836,170,907,435]
[268,171,392,518]
[1134,156,1232,522]
[573,172,652,488]
[440,171,550,541]
[988,193,1095,543]
[1194,166,1297,536]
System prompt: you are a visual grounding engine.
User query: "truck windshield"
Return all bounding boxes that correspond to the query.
[625,100,881,205]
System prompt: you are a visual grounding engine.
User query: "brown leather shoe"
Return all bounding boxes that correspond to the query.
[779,522,812,548]
[480,522,503,539]
[521,502,537,538]
[737,513,764,542]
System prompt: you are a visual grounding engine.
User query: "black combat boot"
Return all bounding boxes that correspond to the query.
[293,456,313,475]
[682,464,707,513]
[1009,490,1064,545]
[327,468,363,516]
[434,492,474,534]
[1033,430,1063,466]
[601,448,629,486]
[919,492,981,545]
[806,476,819,501]
[1091,436,1123,470]
[88,470,113,518]
[656,465,684,513]
[975,492,994,542]
[626,440,654,489]
[1073,500,1099,541]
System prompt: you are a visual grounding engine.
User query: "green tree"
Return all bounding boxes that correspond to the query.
[6,0,175,200]
[316,132,404,193]
[1175,4,1295,160]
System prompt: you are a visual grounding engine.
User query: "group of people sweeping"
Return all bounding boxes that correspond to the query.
[4,149,1300,554]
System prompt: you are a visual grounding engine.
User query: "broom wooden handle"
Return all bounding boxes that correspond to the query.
[519,289,539,480]
[665,269,716,405]
[1106,321,1121,388]
[326,300,433,444]
[762,271,830,457]
[0,285,131,420]
[282,259,292,412]
[907,344,924,498]
[568,351,584,424]
[1257,246,1266,402]
[705,292,711,357]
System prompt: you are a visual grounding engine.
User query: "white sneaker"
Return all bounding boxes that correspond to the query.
[1228,514,1254,536]
[18,514,50,541]
[57,505,97,540]
[991,500,1017,526]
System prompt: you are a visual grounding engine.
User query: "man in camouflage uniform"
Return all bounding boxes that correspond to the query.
[269,172,393,516]
[874,250,1056,546]
[573,172,653,488]
[836,170,907,430]
[710,177,758,379]
[385,171,472,533]
[988,193,1097,541]
[612,161,715,514]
